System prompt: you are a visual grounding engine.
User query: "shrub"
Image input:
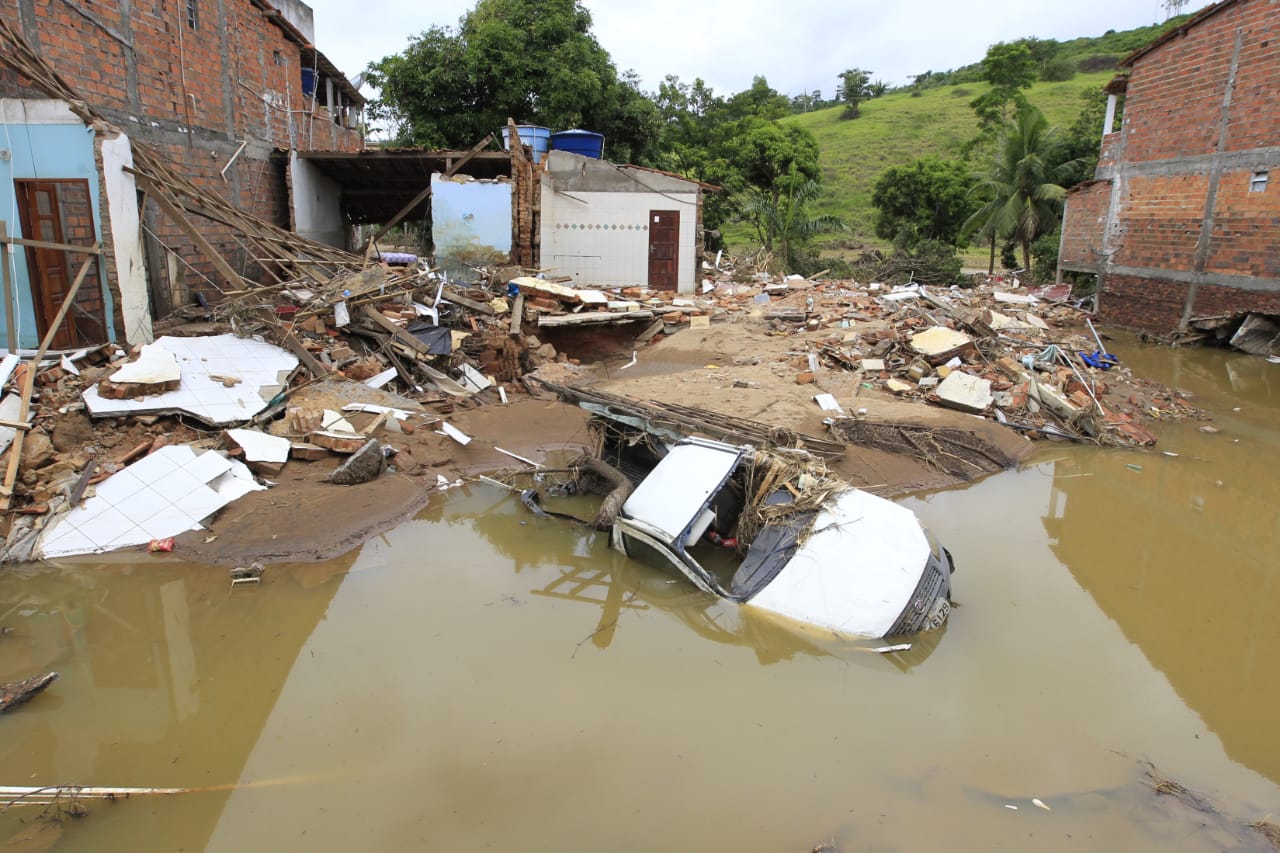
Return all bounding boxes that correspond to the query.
[1041,58,1077,82]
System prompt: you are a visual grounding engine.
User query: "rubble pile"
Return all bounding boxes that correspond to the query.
[670,264,1203,447]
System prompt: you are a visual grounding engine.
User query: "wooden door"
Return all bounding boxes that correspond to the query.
[15,179,107,348]
[647,210,679,291]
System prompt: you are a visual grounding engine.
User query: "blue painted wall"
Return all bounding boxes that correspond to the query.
[0,119,113,349]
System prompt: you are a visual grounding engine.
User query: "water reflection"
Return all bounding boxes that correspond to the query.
[0,554,349,849]
[1038,340,1280,785]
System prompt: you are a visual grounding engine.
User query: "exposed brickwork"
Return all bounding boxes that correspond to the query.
[1060,181,1112,272]
[0,0,363,312]
[1103,273,1280,331]
[1059,0,1280,331]
[1100,274,1188,330]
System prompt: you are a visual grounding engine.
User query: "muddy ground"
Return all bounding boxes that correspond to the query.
[179,316,1034,567]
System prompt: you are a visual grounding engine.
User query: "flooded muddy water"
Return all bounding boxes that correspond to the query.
[2,340,1278,851]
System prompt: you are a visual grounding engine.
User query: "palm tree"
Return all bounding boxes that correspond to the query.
[740,171,847,272]
[962,105,1080,274]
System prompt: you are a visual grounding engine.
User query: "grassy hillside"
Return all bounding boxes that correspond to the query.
[783,71,1114,248]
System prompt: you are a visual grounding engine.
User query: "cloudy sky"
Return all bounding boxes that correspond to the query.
[305,0,1184,99]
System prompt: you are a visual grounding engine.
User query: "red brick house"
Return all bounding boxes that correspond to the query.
[1058,0,1279,331]
[0,0,363,348]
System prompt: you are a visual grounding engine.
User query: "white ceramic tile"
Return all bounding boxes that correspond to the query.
[173,487,229,521]
[99,524,152,553]
[117,486,173,522]
[77,505,136,550]
[40,525,100,558]
[139,508,204,540]
[149,469,205,504]
[184,450,234,483]
[93,468,147,502]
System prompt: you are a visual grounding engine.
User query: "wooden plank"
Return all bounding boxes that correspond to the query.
[361,133,494,257]
[359,305,471,397]
[509,291,524,336]
[137,176,244,291]
[278,329,329,379]
[0,252,97,509]
[0,222,14,353]
[538,310,655,328]
[0,234,104,256]
[635,318,665,342]
[441,287,495,315]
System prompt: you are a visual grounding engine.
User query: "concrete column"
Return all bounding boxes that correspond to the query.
[1102,94,1118,137]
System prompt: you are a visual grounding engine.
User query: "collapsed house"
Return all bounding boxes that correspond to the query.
[1057,0,1279,339]
[0,0,364,351]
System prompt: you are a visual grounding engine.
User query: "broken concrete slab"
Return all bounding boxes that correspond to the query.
[37,445,263,558]
[328,439,386,485]
[98,343,181,398]
[910,327,973,363]
[310,431,369,454]
[225,428,290,475]
[82,335,298,427]
[886,378,913,394]
[935,371,994,413]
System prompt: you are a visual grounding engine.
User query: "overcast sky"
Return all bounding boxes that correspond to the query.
[305,0,1186,100]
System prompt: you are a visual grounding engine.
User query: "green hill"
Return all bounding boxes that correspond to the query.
[783,71,1114,248]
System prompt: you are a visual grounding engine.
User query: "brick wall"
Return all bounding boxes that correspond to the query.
[1100,274,1189,330]
[1123,0,1279,162]
[1060,181,1112,271]
[1,0,363,309]
[1103,273,1280,330]
[1113,173,1208,271]
[1062,0,1280,331]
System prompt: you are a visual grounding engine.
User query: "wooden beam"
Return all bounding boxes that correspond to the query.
[0,222,14,353]
[361,133,495,258]
[0,236,103,255]
[278,328,329,380]
[0,251,97,509]
[509,291,524,336]
[136,176,244,292]
[537,310,655,328]
[441,286,495,316]
[359,306,471,397]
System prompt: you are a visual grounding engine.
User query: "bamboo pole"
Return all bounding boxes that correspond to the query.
[0,251,97,509]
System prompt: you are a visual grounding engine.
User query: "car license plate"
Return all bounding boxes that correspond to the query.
[925,598,950,631]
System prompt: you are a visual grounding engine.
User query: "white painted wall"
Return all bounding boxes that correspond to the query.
[540,190,699,292]
[99,133,153,346]
[289,152,345,248]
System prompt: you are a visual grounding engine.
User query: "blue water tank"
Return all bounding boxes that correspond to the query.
[550,129,605,159]
[501,125,551,163]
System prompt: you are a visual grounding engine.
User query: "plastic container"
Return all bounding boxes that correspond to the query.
[550,129,605,159]
[501,125,551,163]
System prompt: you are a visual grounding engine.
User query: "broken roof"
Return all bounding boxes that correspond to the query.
[295,149,513,224]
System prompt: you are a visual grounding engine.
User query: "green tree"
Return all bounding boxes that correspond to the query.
[1059,87,1115,186]
[969,41,1036,126]
[739,170,847,271]
[838,68,873,118]
[871,157,977,247]
[366,0,659,162]
[962,105,1081,273]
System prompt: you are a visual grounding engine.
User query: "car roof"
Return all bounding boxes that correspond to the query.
[620,440,744,541]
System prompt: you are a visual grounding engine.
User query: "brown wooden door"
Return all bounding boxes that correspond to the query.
[647,210,679,291]
[15,179,107,348]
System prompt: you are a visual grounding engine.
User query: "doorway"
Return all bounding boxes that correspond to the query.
[647,210,679,291]
[14,179,109,348]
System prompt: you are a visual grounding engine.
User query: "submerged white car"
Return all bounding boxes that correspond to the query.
[608,437,954,638]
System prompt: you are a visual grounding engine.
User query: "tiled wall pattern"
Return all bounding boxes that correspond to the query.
[540,191,698,290]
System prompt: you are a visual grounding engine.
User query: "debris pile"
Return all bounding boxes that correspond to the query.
[669,262,1204,447]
